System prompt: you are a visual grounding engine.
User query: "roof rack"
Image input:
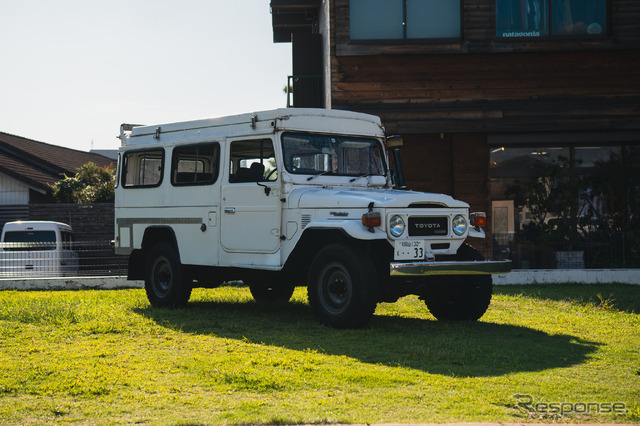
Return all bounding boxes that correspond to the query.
[119,123,144,142]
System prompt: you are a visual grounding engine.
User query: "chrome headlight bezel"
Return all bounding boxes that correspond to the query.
[389,215,406,238]
[452,214,468,236]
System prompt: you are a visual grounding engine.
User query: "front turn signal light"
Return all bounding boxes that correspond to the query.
[470,212,487,227]
[362,212,381,229]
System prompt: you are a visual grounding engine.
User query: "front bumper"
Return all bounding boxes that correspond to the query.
[390,260,511,277]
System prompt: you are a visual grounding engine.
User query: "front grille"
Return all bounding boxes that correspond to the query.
[408,216,448,237]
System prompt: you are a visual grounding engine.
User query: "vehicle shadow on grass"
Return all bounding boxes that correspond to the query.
[495,284,640,314]
[134,297,600,378]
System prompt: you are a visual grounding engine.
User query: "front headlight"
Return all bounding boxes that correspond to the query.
[389,215,405,237]
[452,214,468,236]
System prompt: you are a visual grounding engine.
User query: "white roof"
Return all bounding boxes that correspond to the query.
[2,221,73,233]
[121,108,385,147]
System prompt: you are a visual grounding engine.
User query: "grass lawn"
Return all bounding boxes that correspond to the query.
[0,283,638,425]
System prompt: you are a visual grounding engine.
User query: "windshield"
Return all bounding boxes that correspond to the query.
[282,132,386,177]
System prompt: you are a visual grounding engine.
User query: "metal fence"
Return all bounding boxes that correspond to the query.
[492,232,640,269]
[1,233,638,279]
[0,240,126,278]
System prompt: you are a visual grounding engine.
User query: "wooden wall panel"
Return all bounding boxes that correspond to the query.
[332,51,640,102]
[401,134,453,195]
[399,133,492,256]
[330,49,640,133]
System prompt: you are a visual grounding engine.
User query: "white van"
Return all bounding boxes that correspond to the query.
[0,221,79,278]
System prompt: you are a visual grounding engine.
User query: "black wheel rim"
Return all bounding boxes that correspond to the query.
[319,261,352,314]
[152,256,172,298]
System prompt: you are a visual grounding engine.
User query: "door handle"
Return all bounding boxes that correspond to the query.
[224,207,236,214]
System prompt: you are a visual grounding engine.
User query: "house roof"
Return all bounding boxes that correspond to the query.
[0,131,115,194]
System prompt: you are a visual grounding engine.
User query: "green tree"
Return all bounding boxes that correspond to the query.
[51,162,115,203]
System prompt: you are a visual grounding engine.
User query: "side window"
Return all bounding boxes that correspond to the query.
[122,149,164,188]
[171,143,220,186]
[229,139,277,183]
[61,232,73,250]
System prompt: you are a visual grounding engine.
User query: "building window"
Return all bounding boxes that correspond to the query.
[496,0,607,38]
[350,0,461,40]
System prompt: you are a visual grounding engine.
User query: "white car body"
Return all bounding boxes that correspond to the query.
[0,221,79,278]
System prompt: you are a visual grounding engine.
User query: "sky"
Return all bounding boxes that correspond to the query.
[0,0,292,152]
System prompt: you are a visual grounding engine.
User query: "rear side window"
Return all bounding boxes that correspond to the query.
[171,143,220,186]
[122,149,164,187]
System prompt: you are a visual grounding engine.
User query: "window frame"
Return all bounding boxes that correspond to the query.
[121,148,165,189]
[349,0,463,43]
[170,142,220,187]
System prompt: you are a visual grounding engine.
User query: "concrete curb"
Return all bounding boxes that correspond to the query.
[0,269,638,290]
[492,269,640,285]
[0,276,143,290]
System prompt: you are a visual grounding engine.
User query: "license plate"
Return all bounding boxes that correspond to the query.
[394,240,426,261]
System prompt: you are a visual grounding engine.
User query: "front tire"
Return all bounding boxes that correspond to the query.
[307,244,378,328]
[423,275,492,321]
[422,244,492,321]
[145,242,192,308]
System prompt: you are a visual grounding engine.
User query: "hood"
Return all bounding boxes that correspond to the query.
[290,187,469,209]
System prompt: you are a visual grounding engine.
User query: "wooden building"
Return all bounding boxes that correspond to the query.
[271,0,640,262]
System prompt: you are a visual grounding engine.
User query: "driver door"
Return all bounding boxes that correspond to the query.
[220,138,281,253]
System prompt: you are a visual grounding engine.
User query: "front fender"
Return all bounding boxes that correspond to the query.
[468,226,486,238]
[305,219,387,241]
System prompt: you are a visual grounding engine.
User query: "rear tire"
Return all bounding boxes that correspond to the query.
[145,242,192,308]
[307,244,378,328]
[422,244,493,321]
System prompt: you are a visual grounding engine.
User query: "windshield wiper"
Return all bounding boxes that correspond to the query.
[307,170,333,181]
[349,173,372,183]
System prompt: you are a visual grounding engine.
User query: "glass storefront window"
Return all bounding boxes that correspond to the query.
[496,0,549,37]
[490,146,569,177]
[551,0,607,36]
[574,146,620,167]
[496,0,607,38]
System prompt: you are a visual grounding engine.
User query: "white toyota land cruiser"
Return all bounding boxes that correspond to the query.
[114,108,510,328]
